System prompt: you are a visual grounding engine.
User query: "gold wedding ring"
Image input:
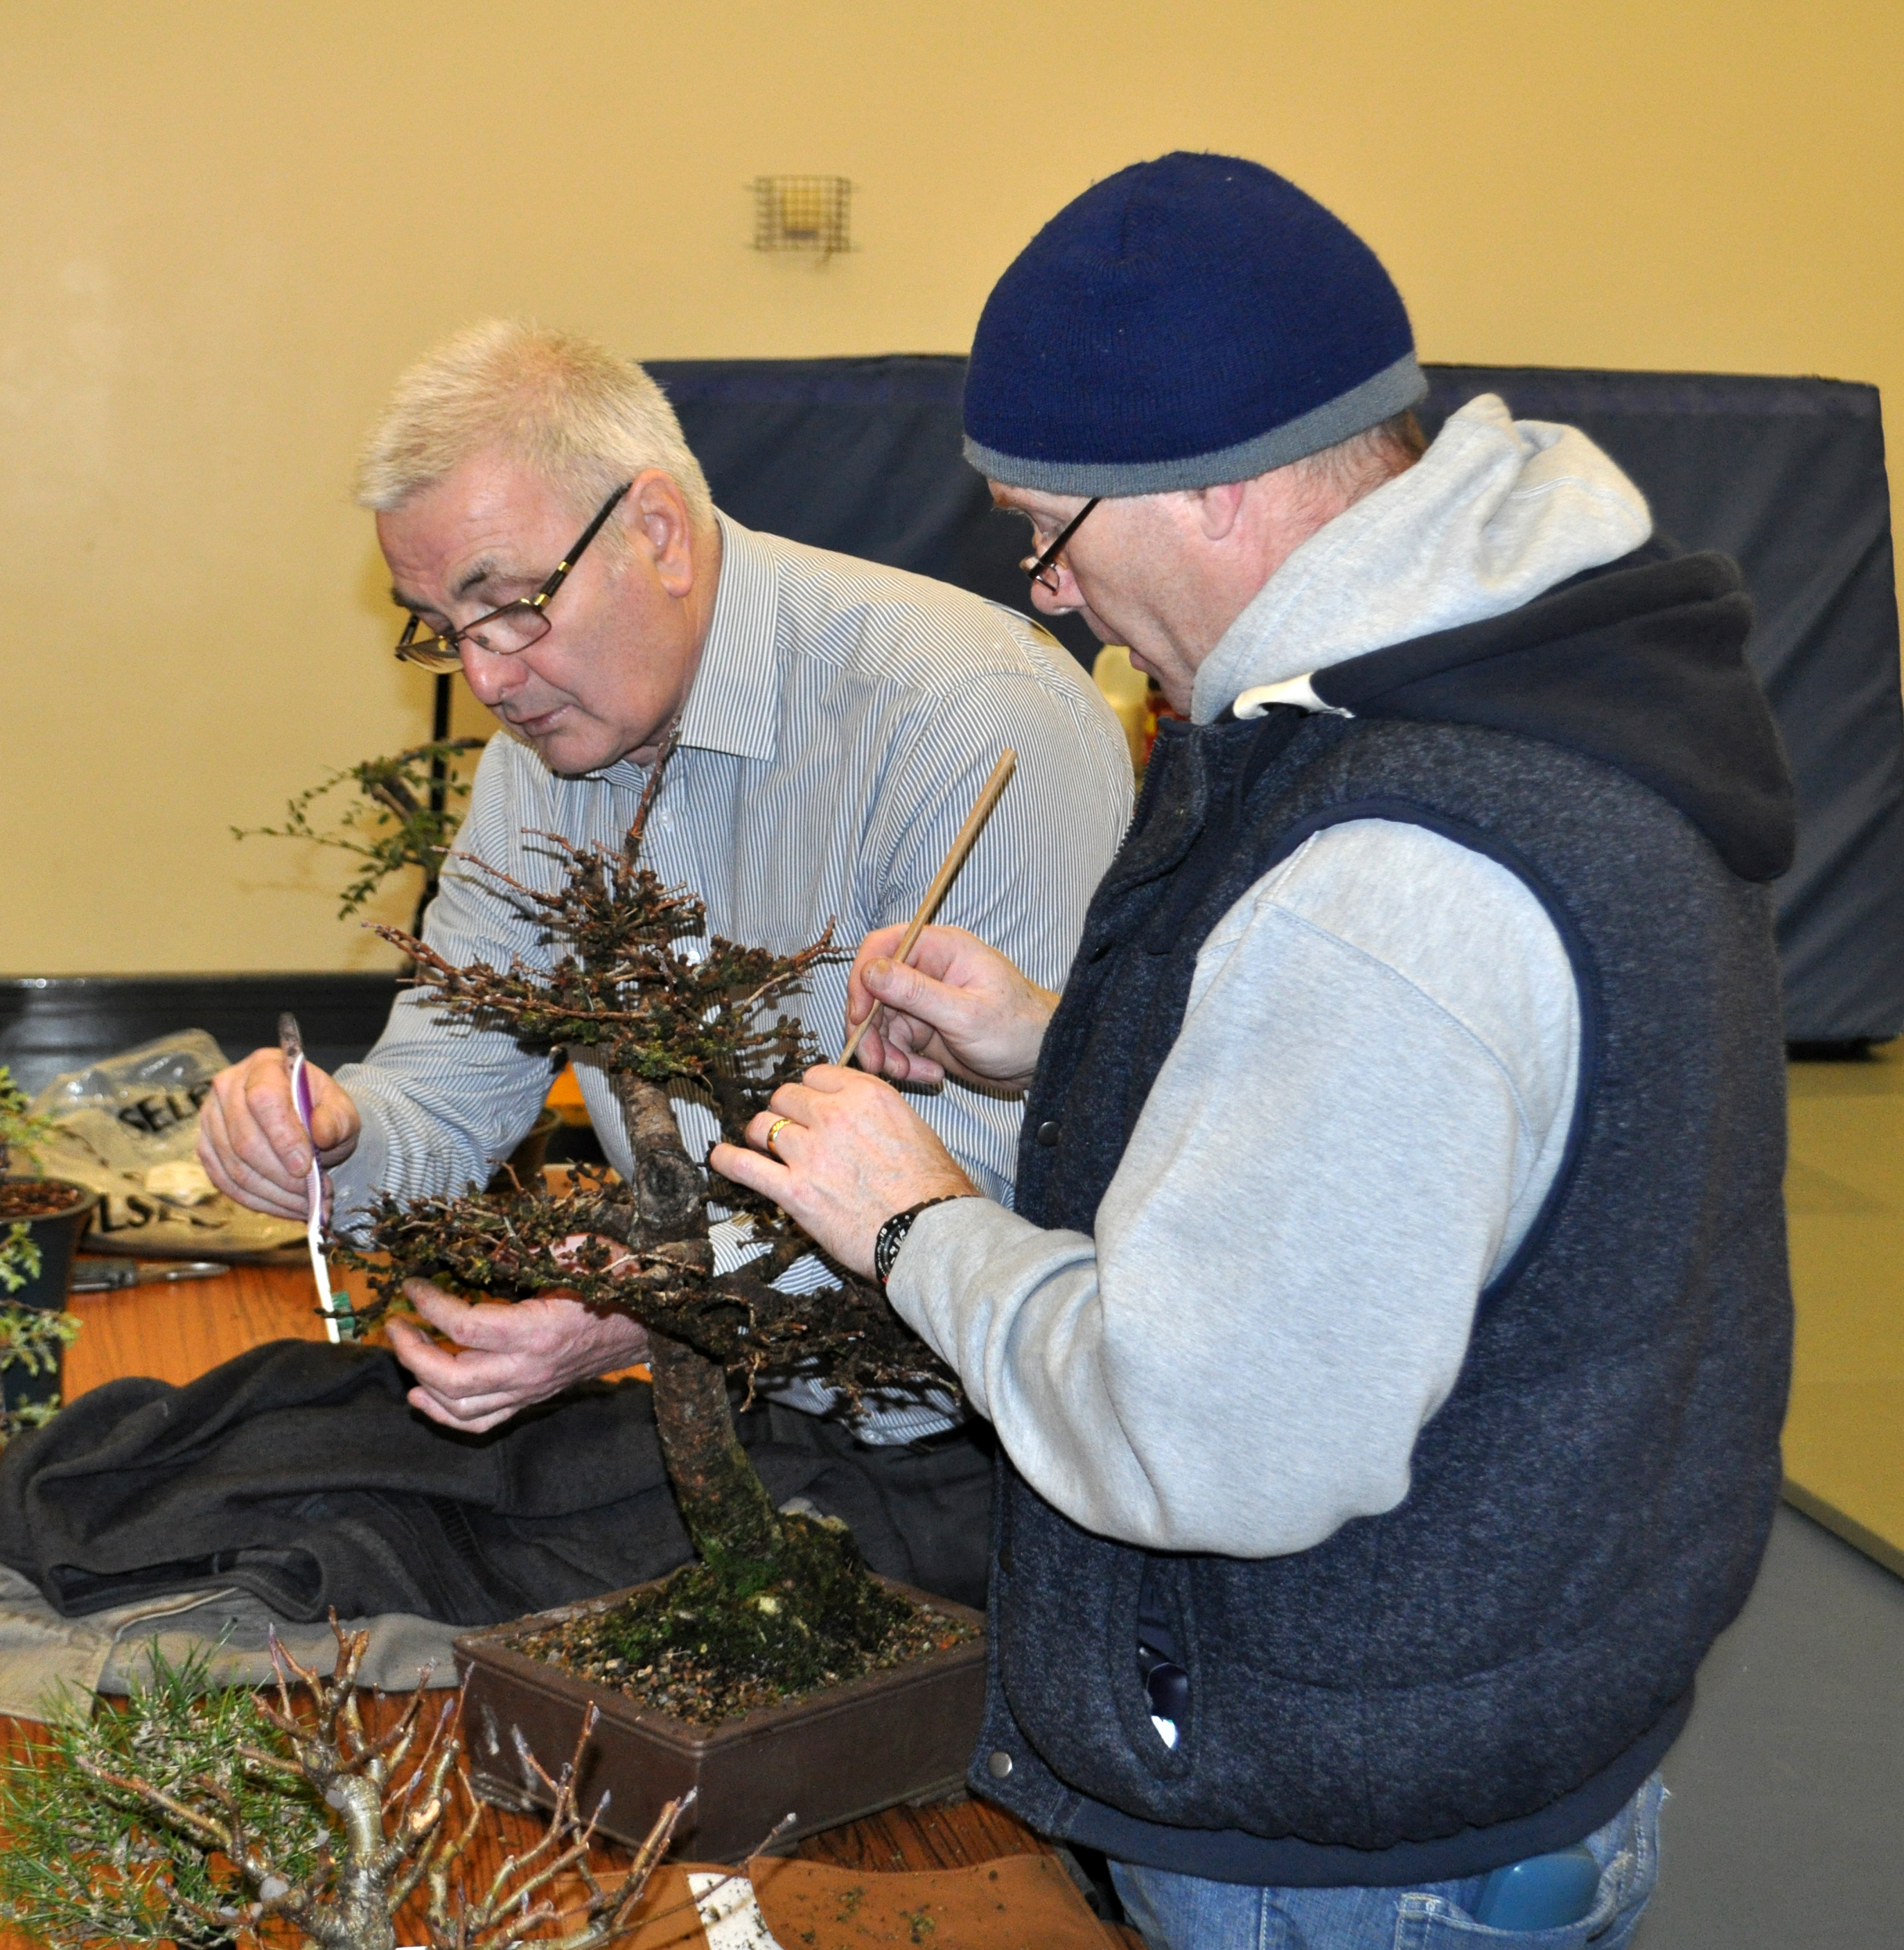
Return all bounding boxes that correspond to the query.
[764,1116,793,1157]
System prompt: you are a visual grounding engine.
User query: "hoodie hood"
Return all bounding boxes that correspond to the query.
[1191,393,1654,723]
[1307,543,1797,882]
[1190,394,1795,884]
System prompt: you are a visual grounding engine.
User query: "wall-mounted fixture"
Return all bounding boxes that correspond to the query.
[752,175,853,259]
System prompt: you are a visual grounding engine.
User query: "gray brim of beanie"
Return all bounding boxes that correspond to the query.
[964,352,1429,497]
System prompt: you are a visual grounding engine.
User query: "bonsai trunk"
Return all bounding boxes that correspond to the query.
[612,1075,784,1569]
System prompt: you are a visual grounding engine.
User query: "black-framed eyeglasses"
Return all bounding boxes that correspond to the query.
[393,481,633,673]
[1020,497,1100,595]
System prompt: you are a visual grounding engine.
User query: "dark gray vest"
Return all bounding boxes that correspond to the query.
[973,708,1791,1859]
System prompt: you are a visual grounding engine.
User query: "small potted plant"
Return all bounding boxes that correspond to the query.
[236,737,563,1179]
[0,1066,94,1434]
[233,737,487,933]
[334,750,985,1860]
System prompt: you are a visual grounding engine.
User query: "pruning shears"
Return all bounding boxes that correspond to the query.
[279,1012,354,1343]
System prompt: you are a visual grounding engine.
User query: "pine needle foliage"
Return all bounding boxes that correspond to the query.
[0,1624,691,1950]
[0,1643,328,1947]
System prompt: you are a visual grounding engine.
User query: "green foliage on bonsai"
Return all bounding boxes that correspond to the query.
[0,1062,52,1179]
[0,1062,77,1441]
[0,1642,329,1947]
[0,1301,82,1445]
[0,1623,692,1950]
[0,1224,41,1298]
[233,738,486,919]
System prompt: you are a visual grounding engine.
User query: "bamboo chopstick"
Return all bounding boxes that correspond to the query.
[840,748,1017,1067]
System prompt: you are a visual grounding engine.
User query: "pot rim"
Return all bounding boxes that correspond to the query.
[454,1571,986,1753]
[0,1176,103,1220]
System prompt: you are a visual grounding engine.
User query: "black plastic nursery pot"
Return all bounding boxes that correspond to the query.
[0,1177,100,1416]
[456,1574,988,1861]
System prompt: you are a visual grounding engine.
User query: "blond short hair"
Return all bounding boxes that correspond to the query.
[355,320,714,532]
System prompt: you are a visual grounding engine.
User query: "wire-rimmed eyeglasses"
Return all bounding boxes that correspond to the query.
[393,482,633,674]
[1020,497,1100,595]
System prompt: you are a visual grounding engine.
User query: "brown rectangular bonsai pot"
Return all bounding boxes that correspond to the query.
[454,1574,987,1860]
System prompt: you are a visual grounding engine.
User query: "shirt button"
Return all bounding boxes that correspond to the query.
[987,1750,1014,1780]
[1035,1121,1060,1146]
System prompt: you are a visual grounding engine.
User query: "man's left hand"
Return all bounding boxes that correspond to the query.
[387,1279,651,1434]
[710,1064,977,1277]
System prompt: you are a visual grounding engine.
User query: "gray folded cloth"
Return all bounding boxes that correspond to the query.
[0,1563,459,1717]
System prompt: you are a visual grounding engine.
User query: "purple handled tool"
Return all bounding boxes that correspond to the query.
[279,1012,350,1342]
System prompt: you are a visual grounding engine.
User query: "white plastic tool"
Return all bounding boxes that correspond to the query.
[278,1012,346,1343]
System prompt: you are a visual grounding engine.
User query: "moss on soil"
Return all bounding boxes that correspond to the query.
[509,1511,979,1728]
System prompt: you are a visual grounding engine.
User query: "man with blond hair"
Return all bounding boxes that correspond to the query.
[200,320,1131,1607]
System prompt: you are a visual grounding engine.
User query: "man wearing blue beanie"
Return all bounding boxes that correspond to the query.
[718,153,1792,1949]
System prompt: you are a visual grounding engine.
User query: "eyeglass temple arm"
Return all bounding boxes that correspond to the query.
[1027,496,1100,578]
[536,481,635,608]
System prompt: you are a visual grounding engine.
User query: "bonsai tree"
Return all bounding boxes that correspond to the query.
[234,737,486,931]
[336,745,964,1717]
[0,1619,695,1950]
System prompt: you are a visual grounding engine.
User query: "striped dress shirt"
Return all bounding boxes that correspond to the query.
[333,515,1133,1437]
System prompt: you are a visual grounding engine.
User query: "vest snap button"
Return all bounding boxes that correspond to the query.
[987,1749,1014,1780]
[1036,1121,1059,1146]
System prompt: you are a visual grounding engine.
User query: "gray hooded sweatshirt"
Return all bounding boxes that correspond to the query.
[889,396,1652,1556]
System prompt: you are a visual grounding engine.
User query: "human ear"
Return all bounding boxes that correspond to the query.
[625,471,697,596]
[1190,481,1249,542]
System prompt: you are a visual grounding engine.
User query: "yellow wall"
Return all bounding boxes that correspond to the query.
[4,1,1900,973]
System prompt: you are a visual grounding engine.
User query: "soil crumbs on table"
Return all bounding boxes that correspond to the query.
[509,1513,980,1728]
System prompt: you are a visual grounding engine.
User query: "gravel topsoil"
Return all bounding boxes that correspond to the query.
[0,1180,85,1218]
[509,1572,980,1729]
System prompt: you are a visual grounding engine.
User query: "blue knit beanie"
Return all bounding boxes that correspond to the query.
[964,152,1425,496]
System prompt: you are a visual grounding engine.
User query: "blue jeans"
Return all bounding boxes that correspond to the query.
[1110,1775,1664,1950]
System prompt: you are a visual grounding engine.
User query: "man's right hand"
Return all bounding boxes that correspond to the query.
[197,1048,362,1220]
[845,924,1058,1093]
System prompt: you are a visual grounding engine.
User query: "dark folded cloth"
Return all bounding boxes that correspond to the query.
[0,1340,991,1625]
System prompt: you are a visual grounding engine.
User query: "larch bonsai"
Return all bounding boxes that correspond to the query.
[335,745,966,1719]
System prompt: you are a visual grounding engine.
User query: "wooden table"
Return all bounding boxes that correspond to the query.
[8,1258,1141,1947]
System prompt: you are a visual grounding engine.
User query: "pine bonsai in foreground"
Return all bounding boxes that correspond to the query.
[335,747,969,1721]
[0,1621,691,1950]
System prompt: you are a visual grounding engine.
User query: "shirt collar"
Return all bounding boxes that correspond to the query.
[673,513,780,763]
